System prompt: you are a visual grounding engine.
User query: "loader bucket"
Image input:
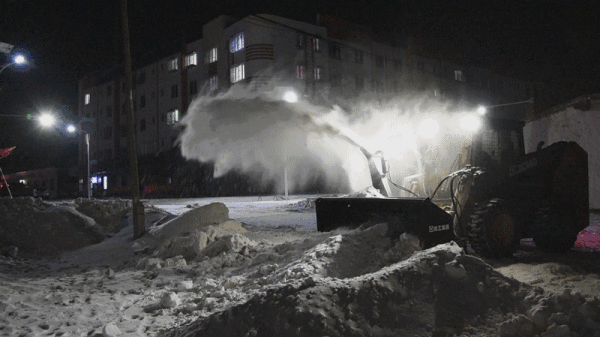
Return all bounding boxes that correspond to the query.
[315,197,456,248]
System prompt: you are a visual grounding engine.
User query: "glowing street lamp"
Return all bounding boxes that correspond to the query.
[38,113,56,128]
[0,53,28,74]
[66,124,77,133]
[12,54,26,65]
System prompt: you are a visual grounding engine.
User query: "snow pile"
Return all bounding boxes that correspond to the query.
[283,198,317,212]
[164,238,600,337]
[74,197,132,233]
[1,198,599,336]
[134,202,255,261]
[0,197,106,256]
[344,186,387,198]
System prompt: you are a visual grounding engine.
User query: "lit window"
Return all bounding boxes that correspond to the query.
[313,37,321,51]
[454,70,465,82]
[230,32,245,53]
[314,67,322,81]
[209,76,218,91]
[297,34,304,49]
[205,47,217,63]
[185,52,197,67]
[166,109,179,125]
[296,65,305,80]
[167,58,178,71]
[84,93,91,105]
[230,63,245,83]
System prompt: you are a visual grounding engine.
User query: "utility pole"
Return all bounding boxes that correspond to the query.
[120,0,145,239]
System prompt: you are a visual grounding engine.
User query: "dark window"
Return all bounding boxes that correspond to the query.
[355,76,364,90]
[107,85,112,96]
[189,80,198,95]
[107,106,112,117]
[330,73,341,87]
[171,85,178,98]
[140,95,146,108]
[138,72,146,85]
[354,50,363,64]
[140,119,146,132]
[329,43,341,60]
[376,55,384,68]
[121,125,127,137]
[394,59,402,71]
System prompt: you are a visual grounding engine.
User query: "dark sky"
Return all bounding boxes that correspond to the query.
[0,0,599,171]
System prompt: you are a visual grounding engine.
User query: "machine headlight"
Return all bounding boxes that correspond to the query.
[460,115,481,131]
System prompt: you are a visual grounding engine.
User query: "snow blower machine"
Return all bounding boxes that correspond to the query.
[315,117,589,258]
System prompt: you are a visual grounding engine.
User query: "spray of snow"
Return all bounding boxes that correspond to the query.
[179,81,481,195]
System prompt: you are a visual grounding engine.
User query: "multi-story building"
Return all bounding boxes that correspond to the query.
[77,14,531,197]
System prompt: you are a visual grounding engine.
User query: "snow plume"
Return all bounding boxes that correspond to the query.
[179,82,479,195]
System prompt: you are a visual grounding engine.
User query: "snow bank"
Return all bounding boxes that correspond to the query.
[164,240,600,337]
[0,197,106,256]
[75,197,132,232]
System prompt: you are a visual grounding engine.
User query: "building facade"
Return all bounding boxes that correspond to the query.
[77,14,531,197]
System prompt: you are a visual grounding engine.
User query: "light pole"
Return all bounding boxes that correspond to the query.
[36,112,92,199]
[282,90,299,199]
[476,98,534,115]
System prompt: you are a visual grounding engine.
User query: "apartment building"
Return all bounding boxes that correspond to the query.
[77,14,530,196]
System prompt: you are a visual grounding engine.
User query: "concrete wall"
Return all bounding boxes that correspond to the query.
[524,107,600,209]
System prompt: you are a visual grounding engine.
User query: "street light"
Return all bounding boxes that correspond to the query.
[38,113,56,128]
[0,53,28,74]
[476,97,534,115]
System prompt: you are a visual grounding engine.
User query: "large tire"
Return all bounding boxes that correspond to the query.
[533,206,578,253]
[468,199,519,258]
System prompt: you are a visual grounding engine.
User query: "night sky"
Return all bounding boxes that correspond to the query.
[1,0,599,172]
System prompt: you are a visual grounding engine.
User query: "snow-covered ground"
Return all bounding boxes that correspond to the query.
[0,196,599,337]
